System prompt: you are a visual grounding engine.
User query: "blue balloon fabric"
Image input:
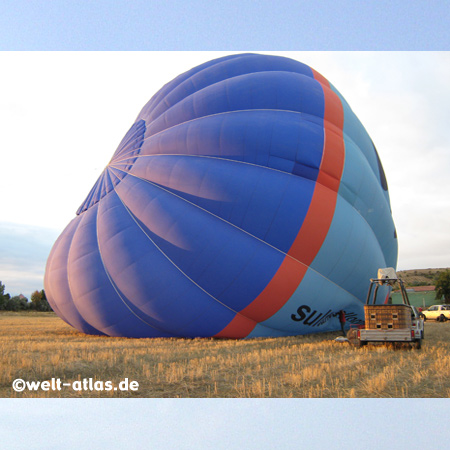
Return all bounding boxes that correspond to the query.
[44,53,398,338]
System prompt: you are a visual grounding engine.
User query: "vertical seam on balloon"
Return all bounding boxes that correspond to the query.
[94,194,176,335]
[261,176,292,243]
[329,86,394,266]
[113,122,146,156]
[108,167,123,184]
[339,220,373,289]
[105,168,118,194]
[101,169,113,199]
[331,88,389,190]
[78,176,101,213]
[65,211,103,335]
[44,222,75,326]
[213,73,346,338]
[329,199,358,282]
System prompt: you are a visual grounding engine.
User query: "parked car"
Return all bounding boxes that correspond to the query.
[420,305,450,322]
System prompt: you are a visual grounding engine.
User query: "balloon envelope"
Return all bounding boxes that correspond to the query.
[44,53,397,338]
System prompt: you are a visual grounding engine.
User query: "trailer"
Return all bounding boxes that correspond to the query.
[348,268,424,349]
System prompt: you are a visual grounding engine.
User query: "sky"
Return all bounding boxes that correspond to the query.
[1,2,449,449]
[1,50,449,297]
[0,0,449,50]
[1,398,449,449]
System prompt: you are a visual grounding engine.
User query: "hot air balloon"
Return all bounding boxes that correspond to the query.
[44,53,397,338]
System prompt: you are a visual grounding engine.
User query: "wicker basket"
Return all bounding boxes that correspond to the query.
[364,304,412,330]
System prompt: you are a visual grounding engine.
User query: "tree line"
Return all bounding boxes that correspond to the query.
[0,281,53,312]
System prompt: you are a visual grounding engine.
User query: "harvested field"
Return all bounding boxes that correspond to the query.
[1,312,449,398]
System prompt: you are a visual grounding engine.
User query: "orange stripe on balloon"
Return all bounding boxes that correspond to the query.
[240,257,308,322]
[215,258,307,338]
[214,70,345,339]
[214,313,258,339]
[287,183,337,264]
[311,68,329,88]
[290,70,345,264]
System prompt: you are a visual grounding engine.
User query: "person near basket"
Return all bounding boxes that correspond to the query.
[338,310,346,337]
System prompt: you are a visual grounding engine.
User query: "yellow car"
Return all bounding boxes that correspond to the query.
[420,305,450,322]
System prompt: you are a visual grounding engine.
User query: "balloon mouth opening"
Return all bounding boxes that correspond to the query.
[76,120,146,215]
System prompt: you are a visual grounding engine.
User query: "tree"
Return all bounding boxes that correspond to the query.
[6,295,28,311]
[30,289,52,312]
[0,281,11,310]
[30,290,41,310]
[40,290,52,311]
[435,270,450,304]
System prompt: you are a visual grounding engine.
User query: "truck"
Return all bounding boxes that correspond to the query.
[348,268,424,349]
[420,305,450,322]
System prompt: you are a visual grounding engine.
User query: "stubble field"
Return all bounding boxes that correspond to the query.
[1,312,449,398]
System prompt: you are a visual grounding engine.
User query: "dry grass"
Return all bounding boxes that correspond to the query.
[1,311,450,398]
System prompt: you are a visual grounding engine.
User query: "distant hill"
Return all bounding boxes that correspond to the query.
[397,268,449,287]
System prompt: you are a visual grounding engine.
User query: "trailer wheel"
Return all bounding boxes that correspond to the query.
[413,339,421,350]
[347,328,362,347]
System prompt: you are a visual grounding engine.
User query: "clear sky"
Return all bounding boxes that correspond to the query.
[0,0,449,50]
[2,398,449,449]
